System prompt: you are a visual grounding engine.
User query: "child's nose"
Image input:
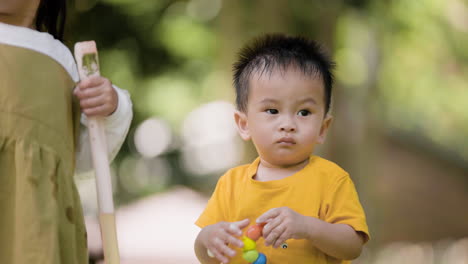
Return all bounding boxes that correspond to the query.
[280,118,296,132]
[281,125,296,132]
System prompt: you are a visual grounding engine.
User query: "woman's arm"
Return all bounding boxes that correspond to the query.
[75,85,132,174]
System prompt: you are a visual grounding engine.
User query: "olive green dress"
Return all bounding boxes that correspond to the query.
[0,43,88,263]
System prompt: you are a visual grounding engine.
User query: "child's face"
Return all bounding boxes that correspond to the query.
[235,66,332,168]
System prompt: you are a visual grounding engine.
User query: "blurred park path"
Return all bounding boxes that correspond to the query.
[86,186,206,264]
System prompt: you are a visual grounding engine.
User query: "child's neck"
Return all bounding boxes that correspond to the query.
[254,158,310,182]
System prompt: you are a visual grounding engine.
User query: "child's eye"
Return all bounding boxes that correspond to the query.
[297,110,311,116]
[266,109,279,114]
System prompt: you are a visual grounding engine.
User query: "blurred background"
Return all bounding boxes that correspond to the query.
[66,0,468,263]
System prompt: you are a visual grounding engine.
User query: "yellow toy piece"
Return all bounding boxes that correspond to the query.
[242,236,257,251]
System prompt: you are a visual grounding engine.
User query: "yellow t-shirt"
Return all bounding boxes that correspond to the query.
[196,155,370,264]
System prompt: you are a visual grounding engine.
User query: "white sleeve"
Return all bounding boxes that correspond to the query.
[75,85,133,174]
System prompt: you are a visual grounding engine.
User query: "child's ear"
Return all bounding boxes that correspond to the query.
[317,114,333,144]
[234,110,251,141]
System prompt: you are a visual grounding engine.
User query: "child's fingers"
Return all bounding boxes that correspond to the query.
[83,104,110,117]
[234,218,250,229]
[212,237,235,262]
[217,227,243,248]
[263,217,284,246]
[226,219,249,236]
[264,228,285,247]
[226,223,242,236]
[256,208,280,224]
[78,76,108,89]
[74,86,101,99]
[75,76,113,98]
[225,234,244,248]
[262,216,281,237]
[79,95,104,109]
[218,242,236,257]
[209,246,229,264]
[272,226,289,248]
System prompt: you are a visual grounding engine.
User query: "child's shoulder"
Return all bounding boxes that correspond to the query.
[308,155,350,181]
[218,158,259,184]
[222,163,253,179]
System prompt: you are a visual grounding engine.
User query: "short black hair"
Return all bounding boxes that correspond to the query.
[233,34,335,114]
[36,0,67,41]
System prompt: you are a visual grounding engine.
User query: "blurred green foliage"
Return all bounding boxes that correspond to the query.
[68,0,468,198]
[376,0,468,163]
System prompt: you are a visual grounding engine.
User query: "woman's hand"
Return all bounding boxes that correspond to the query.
[74,76,118,117]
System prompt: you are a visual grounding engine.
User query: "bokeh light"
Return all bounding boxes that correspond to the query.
[134,118,172,158]
[155,2,216,60]
[181,101,242,176]
[186,0,223,21]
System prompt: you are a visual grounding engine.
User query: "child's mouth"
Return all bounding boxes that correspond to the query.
[277,137,296,145]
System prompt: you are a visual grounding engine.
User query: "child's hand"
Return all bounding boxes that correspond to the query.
[74,76,118,117]
[200,219,250,263]
[257,207,309,248]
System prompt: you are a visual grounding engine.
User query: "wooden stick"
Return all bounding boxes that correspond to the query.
[74,41,120,264]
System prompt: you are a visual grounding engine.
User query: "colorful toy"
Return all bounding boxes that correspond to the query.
[242,249,259,262]
[242,236,256,251]
[246,224,263,241]
[206,223,268,263]
[241,223,267,264]
[252,253,267,264]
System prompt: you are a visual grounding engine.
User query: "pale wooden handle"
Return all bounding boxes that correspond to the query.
[74,41,120,264]
[88,117,114,213]
[100,213,120,264]
[74,41,115,213]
